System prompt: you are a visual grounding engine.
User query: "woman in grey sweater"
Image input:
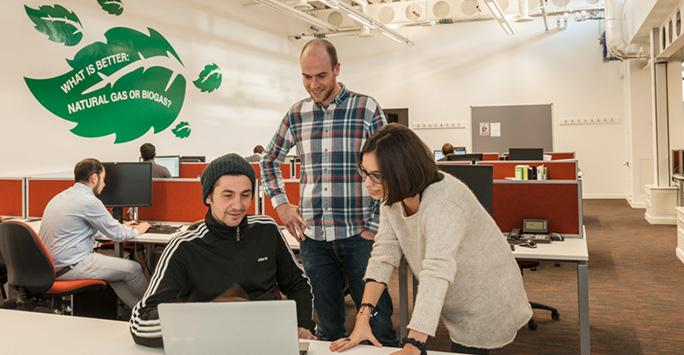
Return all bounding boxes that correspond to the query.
[330,124,532,355]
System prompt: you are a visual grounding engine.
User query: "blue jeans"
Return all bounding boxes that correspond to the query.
[300,235,398,347]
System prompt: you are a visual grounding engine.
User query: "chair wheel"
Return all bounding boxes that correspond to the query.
[528,318,538,330]
[552,310,560,320]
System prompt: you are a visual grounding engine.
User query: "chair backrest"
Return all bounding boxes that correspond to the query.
[0,221,56,294]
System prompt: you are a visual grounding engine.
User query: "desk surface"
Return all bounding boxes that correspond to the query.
[512,235,588,261]
[0,309,455,354]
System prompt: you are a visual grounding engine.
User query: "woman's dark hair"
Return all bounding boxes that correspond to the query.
[74,158,103,183]
[361,123,440,205]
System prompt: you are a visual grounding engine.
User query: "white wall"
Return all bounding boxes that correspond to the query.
[0,1,631,198]
[0,0,309,176]
[333,17,626,198]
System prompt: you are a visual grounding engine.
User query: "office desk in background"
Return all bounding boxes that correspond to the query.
[0,309,457,355]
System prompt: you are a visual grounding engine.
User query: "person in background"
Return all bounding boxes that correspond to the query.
[39,159,150,309]
[244,145,265,162]
[331,123,532,355]
[438,143,454,161]
[140,143,171,178]
[260,39,398,346]
[130,154,315,347]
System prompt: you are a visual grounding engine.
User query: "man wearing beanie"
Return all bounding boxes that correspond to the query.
[130,154,316,347]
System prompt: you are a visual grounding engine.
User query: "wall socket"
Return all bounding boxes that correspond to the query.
[560,117,621,125]
[412,121,466,129]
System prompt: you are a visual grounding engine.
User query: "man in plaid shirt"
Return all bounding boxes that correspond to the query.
[260,39,398,347]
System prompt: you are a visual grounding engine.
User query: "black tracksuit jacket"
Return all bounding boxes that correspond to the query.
[129,211,315,347]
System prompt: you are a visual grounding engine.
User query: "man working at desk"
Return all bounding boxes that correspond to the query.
[129,154,316,347]
[39,158,151,308]
[140,143,171,178]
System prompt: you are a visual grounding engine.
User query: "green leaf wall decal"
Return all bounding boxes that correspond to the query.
[193,63,222,93]
[25,5,83,46]
[97,0,124,16]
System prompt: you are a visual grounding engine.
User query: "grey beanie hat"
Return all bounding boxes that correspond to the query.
[201,153,256,206]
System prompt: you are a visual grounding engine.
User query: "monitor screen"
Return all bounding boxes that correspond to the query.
[434,150,444,162]
[438,165,493,214]
[155,155,180,178]
[453,147,466,154]
[99,162,152,208]
[180,156,206,162]
[446,153,483,162]
[509,148,544,161]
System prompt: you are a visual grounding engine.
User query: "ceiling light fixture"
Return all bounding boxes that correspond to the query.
[252,0,338,32]
[292,0,313,11]
[335,0,413,45]
[483,0,515,35]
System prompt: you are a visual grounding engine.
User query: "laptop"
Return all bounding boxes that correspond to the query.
[158,300,304,355]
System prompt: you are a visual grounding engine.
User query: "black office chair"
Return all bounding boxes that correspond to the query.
[0,216,14,308]
[518,260,560,330]
[0,221,107,314]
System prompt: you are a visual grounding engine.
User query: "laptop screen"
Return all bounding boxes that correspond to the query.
[158,300,300,355]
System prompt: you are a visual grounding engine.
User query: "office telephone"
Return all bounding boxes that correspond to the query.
[508,219,554,244]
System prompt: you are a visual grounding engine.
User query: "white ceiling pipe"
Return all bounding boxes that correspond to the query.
[517,0,533,22]
[604,0,648,60]
[539,0,549,32]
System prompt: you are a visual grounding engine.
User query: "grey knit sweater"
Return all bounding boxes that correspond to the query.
[365,173,532,349]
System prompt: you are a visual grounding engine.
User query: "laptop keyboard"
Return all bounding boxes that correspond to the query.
[146,224,181,234]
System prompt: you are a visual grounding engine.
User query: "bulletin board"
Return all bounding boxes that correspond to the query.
[471,104,553,153]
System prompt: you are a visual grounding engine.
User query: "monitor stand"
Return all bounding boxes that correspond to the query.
[112,207,124,223]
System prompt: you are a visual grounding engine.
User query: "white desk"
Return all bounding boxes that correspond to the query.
[0,309,456,354]
[399,233,590,355]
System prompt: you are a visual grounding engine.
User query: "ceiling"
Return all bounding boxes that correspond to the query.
[246,0,605,42]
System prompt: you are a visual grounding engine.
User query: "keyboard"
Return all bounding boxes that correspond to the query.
[146,224,181,234]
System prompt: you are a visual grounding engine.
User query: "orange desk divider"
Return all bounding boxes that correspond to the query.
[251,163,261,180]
[547,152,575,160]
[252,162,292,181]
[481,153,500,161]
[138,179,204,223]
[179,162,207,179]
[261,180,300,225]
[27,178,74,218]
[476,160,578,180]
[492,180,582,237]
[0,178,24,218]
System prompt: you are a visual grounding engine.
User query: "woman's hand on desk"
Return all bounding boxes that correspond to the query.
[329,312,380,352]
[125,220,150,234]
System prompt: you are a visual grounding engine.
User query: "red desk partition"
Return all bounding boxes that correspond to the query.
[179,163,207,179]
[481,153,500,161]
[138,180,206,222]
[492,180,582,237]
[262,181,300,225]
[0,178,24,218]
[547,152,575,160]
[27,178,74,218]
[476,160,578,180]
[252,163,292,181]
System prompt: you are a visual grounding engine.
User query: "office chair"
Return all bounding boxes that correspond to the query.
[518,260,560,330]
[0,216,14,308]
[0,221,106,314]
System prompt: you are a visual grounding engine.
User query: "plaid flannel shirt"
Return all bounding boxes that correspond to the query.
[260,84,386,242]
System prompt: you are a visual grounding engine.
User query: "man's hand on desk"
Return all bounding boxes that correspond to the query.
[275,203,310,242]
[125,220,150,234]
[298,327,316,340]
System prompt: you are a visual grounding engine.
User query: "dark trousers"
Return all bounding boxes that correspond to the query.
[299,235,398,347]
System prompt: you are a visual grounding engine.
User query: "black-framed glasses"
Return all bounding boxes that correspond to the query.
[356,163,383,184]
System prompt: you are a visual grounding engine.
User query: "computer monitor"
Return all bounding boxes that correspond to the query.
[453,147,466,154]
[180,156,206,162]
[438,165,493,214]
[154,155,180,178]
[446,153,483,162]
[508,148,544,161]
[99,162,153,221]
[434,150,444,162]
